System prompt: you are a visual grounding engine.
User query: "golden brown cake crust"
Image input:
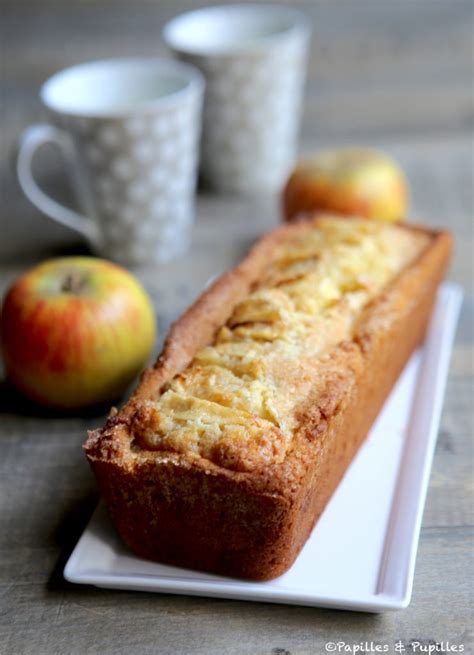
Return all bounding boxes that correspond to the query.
[85,214,452,580]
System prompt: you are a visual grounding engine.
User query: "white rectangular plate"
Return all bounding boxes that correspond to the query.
[65,282,462,612]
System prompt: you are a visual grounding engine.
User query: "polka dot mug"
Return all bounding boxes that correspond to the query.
[164,4,310,194]
[16,58,204,265]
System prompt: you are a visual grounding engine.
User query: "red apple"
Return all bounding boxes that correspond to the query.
[283,148,408,223]
[1,257,157,409]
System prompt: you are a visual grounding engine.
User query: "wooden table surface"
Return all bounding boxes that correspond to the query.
[1,1,473,653]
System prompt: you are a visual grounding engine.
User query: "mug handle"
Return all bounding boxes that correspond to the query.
[16,124,100,245]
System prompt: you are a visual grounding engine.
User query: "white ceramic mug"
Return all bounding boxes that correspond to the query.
[16,58,204,265]
[163,4,310,194]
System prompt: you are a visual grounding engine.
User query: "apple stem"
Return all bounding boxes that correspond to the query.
[61,272,86,294]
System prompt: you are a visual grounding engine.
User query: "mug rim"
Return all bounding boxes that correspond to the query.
[163,3,310,57]
[40,57,205,119]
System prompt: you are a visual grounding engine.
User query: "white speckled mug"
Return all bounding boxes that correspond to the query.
[16,58,204,265]
[164,4,310,194]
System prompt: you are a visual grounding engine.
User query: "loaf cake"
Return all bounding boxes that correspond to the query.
[85,214,452,580]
